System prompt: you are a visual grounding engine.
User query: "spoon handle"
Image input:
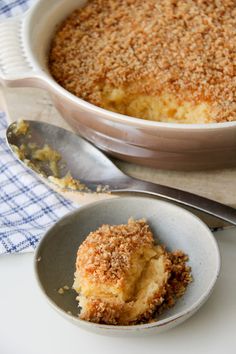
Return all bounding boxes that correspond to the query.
[119,179,236,226]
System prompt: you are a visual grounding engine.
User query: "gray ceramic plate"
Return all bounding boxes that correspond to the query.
[34,196,220,336]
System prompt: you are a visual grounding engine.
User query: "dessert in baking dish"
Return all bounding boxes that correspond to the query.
[73,218,192,325]
[49,0,236,124]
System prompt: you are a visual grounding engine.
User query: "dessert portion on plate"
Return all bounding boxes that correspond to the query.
[73,218,192,325]
[49,0,236,124]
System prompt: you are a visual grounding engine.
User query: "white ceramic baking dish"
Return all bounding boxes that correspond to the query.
[1,0,236,170]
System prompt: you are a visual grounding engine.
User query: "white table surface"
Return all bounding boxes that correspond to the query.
[0,227,236,354]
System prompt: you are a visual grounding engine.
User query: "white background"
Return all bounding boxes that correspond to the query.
[0,227,236,354]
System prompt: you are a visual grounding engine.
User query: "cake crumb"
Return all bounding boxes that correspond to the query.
[58,288,64,295]
[13,119,29,136]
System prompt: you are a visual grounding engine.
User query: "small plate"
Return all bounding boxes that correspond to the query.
[34,196,220,336]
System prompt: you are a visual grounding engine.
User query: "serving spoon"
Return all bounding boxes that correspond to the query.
[6,120,236,226]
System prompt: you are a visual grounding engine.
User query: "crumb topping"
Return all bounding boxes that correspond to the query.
[75,218,153,286]
[49,0,236,123]
[48,173,87,191]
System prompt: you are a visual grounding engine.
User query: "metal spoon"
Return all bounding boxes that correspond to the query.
[6,120,236,226]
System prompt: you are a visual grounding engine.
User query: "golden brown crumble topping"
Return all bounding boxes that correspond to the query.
[49,0,236,123]
[75,218,154,286]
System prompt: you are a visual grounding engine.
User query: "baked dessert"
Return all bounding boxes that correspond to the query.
[49,0,236,124]
[73,218,192,325]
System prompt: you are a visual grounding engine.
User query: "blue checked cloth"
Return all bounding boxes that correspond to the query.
[0,0,35,19]
[0,0,77,254]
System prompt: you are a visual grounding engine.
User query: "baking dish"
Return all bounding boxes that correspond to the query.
[1,0,236,170]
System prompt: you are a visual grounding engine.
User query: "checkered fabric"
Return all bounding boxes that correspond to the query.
[0,0,77,254]
[0,0,35,19]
